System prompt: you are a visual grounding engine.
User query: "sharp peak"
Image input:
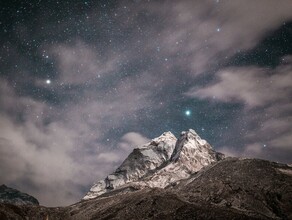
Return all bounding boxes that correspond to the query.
[153,131,176,140]
[178,129,202,141]
[170,129,209,162]
[161,131,176,137]
[137,131,176,149]
[152,129,200,142]
[158,129,199,137]
[181,128,199,135]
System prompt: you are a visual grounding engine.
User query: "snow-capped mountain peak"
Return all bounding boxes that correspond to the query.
[170,129,207,162]
[83,129,224,200]
[168,129,218,172]
[83,131,177,200]
[143,129,223,188]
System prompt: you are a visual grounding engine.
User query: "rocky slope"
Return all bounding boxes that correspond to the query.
[0,185,39,206]
[174,158,292,219]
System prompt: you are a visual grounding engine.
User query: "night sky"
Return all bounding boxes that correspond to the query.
[1,0,292,206]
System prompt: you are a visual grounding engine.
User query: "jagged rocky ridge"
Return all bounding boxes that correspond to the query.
[84,129,224,200]
[0,185,39,206]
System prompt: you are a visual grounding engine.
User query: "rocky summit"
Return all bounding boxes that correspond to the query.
[0,129,292,220]
[84,129,224,200]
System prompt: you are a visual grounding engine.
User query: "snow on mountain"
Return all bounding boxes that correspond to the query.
[83,131,177,200]
[83,129,224,200]
[144,129,224,188]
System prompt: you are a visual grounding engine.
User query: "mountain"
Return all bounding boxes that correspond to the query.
[84,131,177,199]
[0,185,39,206]
[56,158,292,219]
[0,129,291,219]
[84,129,224,200]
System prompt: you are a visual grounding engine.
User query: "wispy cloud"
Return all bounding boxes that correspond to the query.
[186,63,292,107]
[122,0,292,75]
[0,68,154,206]
[192,57,292,162]
[118,132,150,152]
[49,40,120,85]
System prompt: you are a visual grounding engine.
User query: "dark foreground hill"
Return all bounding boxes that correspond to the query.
[1,158,291,220]
[0,185,39,206]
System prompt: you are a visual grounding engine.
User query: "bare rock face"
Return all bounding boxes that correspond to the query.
[84,129,225,200]
[0,185,39,206]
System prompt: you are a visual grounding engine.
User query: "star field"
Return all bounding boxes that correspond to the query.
[0,0,292,206]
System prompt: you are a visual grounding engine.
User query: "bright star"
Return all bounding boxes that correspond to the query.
[185,110,191,116]
[46,79,51,84]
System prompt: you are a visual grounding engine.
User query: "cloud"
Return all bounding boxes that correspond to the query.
[94,132,150,166]
[270,133,292,150]
[187,57,292,162]
[242,143,264,157]
[187,58,292,108]
[118,132,150,152]
[49,40,119,85]
[0,114,79,206]
[0,28,163,205]
[0,16,167,202]
[96,152,122,163]
[0,99,121,206]
[218,144,267,160]
[0,73,154,206]
[121,0,292,75]
[217,146,238,157]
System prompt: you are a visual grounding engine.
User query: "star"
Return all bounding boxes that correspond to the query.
[46,79,51,84]
[216,28,221,32]
[185,110,191,116]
